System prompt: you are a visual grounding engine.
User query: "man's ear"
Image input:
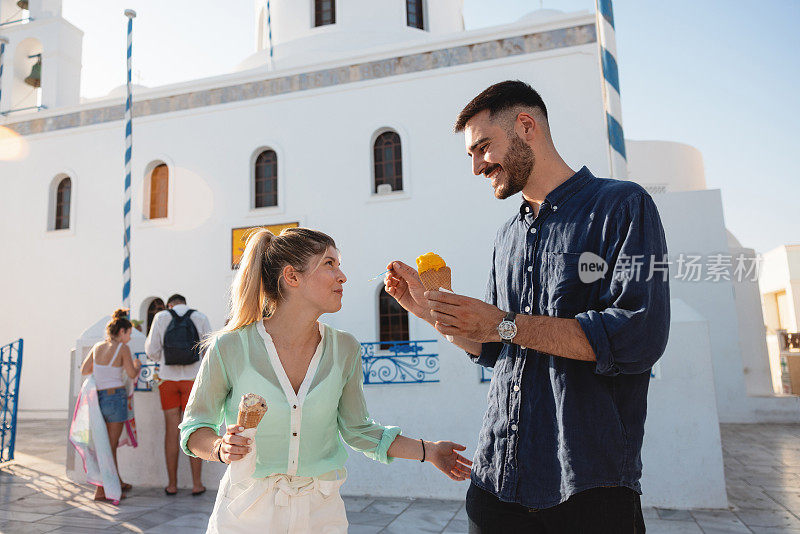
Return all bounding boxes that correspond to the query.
[516,112,537,141]
[282,264,301,288]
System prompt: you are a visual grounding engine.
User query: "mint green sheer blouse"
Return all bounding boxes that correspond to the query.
[179,321,401,477]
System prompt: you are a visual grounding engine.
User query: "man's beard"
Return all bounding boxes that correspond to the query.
[489,134,535,200]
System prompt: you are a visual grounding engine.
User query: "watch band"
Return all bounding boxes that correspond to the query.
[504,311,517,323]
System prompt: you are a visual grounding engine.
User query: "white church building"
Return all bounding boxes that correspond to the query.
[1,0,798,509]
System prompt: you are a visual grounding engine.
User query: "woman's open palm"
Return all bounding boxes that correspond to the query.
[427,441,473,481]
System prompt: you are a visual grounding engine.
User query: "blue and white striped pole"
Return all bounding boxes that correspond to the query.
[0,37,8,112]
[266,0,274,68]
[595,0,627,178]
[123,9,136,311]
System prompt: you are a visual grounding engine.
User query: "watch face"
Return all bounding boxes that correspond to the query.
[498,320,517,340]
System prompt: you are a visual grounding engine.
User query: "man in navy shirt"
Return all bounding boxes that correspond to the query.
[386,80,669,532]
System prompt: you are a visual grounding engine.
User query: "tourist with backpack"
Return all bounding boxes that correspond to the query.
[145,293,212,496]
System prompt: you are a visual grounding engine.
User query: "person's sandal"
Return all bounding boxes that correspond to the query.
[164,487,178,496]
[191,487,206,497]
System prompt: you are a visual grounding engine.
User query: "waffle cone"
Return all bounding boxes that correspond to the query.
[419,267,452,292]
[236,393,268,429]
[237,408,267,429]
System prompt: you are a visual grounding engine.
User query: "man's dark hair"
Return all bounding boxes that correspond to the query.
[167,294,187,306]
[454,80,548,133]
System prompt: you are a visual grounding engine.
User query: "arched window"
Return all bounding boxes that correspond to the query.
[54,177,71,230]
[255,149,278,208]
[379,288,409,349]
[406,0,424,29]
[149,164,169,219]
[373,131,402,193]
[146,298,166,334]
[314,0,335,27]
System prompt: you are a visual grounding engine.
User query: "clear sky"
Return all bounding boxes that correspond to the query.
[60,0,799,254]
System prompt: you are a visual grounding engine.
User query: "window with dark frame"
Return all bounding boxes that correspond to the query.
[54,177,71,230]
[406,0,424,30]
[314,0,335,27]
[373,131,403,193]
[149,164,169,219]
[255,150,278,208]
[379,288,409,350]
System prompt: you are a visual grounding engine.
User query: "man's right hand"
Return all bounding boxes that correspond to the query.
[384,261,432,324]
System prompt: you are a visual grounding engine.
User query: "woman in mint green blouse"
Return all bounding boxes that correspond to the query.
[180,227,472,534]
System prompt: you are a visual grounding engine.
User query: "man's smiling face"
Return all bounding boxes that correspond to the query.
[464,110,535,200]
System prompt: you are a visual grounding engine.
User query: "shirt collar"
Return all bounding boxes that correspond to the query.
[518,166,593,219]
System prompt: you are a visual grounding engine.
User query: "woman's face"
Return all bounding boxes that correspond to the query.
[295,246,347,314]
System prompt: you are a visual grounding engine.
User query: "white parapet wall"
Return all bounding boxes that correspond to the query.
[65,317,226,490]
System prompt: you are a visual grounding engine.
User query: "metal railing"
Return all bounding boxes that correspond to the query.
[0,339,23,463]
[360,340,439,385]
[134,352,158,391]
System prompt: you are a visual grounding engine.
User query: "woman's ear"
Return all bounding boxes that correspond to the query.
[282,264,302,288]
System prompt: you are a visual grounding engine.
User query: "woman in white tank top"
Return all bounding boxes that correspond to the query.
[80,309,142,502]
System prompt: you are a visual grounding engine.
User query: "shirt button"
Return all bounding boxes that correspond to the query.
[292,432,297,437]
[524,306,531,312]
[530,228,537,234]
[511,424,518,431]
[293,405,297,409]
[513,385,520,392]
[527,266,532,272]
[552,205,558,211]
[525,207,530,213]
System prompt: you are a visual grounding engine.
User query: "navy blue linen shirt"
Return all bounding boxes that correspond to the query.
[471,166,670,509]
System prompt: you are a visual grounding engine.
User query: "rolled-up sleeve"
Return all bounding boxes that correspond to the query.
[575,193,670,376]
[337,349,401,464]
[179,340,230,457]
[473,246,502,368]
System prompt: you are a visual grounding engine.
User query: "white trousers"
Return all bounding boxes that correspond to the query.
[206,430,348,534]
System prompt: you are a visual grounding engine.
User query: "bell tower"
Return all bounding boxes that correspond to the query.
[0,0,82,115]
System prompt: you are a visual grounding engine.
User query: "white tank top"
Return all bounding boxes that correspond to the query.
[94,343,126,390]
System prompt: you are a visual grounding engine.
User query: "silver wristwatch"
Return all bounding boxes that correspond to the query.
[497,311,517,344]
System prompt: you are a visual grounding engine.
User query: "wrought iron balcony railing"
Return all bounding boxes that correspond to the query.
[360,340,439,385]
[1,338,23,463]
[134,352,159,391]
[134,341,442,390]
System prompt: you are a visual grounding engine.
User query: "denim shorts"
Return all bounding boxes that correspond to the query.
[97,387,128,423]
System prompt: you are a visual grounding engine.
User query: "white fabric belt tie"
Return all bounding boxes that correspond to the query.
[227,474,340,531]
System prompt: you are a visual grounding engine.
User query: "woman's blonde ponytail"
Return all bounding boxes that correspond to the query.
[226,228,273,333]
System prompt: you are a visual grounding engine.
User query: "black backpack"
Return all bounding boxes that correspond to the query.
[163,309,201,365]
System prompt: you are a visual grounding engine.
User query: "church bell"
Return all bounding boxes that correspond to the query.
[24,56,41,88]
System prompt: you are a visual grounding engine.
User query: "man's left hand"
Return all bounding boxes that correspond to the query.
[426,291,505,343]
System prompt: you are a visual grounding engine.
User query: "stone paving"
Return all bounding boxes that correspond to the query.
[1,420,800,533]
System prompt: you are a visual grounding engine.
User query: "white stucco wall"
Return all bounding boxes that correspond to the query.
[652,191,800,422]
[0,22,607,419]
